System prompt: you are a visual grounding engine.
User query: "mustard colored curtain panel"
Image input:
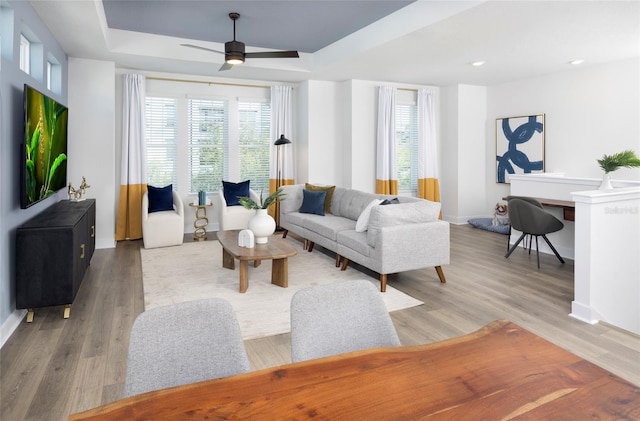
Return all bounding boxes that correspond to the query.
[417,88,440,203]
[376,86,398,195]
[116,74,147,241]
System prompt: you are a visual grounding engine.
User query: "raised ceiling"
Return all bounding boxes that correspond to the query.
[30,1,640,86]
[102,0,415,54]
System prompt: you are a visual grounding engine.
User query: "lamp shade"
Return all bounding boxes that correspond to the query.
[274,134,291,146]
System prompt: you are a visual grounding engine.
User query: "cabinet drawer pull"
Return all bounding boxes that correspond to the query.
[91,225,95,237]
[80,244,85,259]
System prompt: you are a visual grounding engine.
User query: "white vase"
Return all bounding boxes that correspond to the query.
[599,173,613,190]
[248,209,276,244]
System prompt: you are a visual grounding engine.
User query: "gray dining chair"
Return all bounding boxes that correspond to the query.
[505,196,565,268]
[123,298,250,397]
[290,279,401,363]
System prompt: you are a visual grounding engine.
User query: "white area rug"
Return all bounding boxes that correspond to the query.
[140,239,423,340]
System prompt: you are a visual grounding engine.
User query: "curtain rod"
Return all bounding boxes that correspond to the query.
[146,76,274,89]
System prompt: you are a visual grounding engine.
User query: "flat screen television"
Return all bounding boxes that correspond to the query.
[21,84,68,209]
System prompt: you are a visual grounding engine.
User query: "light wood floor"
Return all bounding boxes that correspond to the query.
[2,224,639,420]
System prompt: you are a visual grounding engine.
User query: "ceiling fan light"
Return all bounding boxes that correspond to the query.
[226,56,244,65]
[225,40,245,65]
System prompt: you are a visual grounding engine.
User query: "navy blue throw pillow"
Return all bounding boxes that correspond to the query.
[300,189,327,216]
[147,184,174,213]
[380,197,400,205]
[222,180,250,206]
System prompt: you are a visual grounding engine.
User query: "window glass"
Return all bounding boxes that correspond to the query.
[19,34,30,74]
[146,97,178,188]
[396,103,418,192]
[238,100,271,193]
[188,98,228,193]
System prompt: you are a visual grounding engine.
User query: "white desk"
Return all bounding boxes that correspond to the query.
[508,174,640,335]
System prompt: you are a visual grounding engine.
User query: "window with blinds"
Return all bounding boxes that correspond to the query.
[188,98,228,193]
[146,97,178,188]
[396,103,418,192]
[238,100,271,193]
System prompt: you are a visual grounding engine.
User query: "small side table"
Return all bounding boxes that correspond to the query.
[189,202,212,241]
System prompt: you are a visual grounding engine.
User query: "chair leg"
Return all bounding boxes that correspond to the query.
[535,236,540,268]
[541,235,565,264]
[505,233,527,258]
[435,266,446,283]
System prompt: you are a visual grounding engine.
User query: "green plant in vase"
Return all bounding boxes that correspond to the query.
[596,149,640,190]
[238,188,286,244]
[238,188,286,210]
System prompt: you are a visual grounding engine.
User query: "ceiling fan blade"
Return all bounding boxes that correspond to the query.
[219,62,234,71]
[245,50,299,59]
[181,43,224,55]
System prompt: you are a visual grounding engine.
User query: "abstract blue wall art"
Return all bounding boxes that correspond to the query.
[495,114,545,183]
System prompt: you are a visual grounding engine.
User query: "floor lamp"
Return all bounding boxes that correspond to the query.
[274,134,291,227]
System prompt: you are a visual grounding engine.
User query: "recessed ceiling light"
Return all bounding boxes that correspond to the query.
[570,59,585,65]
[471,61,486,67]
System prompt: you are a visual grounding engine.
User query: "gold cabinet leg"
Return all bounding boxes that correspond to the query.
[63,304,71,319]
[26,309,34,323]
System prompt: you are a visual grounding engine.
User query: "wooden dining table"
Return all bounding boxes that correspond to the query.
[69,320,640,420]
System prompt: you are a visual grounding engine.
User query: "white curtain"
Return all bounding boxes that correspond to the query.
[116,74,147,241]
[376,86,397,194]
[270,85,294,192]
[417,87,440,203]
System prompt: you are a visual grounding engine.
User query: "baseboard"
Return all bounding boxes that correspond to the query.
[0,309,27,349]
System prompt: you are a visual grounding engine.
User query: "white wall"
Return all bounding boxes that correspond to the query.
[303,80,343,186]
[440,85,488,223]
[485,58,640,216]
[68,58,117,249]
[1,0,69,343]
[348,80,378,192]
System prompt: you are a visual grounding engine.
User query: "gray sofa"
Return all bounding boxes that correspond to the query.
[279,185,450,292]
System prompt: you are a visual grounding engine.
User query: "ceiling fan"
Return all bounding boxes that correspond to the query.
[181,12,299,71]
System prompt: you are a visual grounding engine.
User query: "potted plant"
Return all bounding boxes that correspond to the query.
[596,150,640,190]
[238,189,286,244]
[238,188,286,210]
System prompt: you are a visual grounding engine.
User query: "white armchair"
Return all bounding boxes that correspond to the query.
[142,190,184,248]
[218,188,261,231]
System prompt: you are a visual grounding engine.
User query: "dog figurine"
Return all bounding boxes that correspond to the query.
[492,202,510,226]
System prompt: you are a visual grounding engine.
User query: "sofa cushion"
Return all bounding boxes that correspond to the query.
[280,184,304,215]
[305,183,335,214]
[367,200,441,247]
[355,199,383,232]
[336,189,381,221]
[222,180,250,206]
[147,184,174,213]
[300,189,327,216]
[337,230,371,257]
[281,211,307,228]
[303,214,356,241]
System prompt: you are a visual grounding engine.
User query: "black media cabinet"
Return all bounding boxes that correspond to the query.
[16,199,96,322]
